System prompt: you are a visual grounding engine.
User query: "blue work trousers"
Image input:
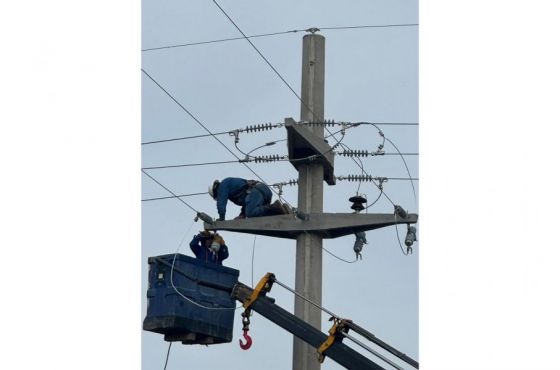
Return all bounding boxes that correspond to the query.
[245,183,272,217]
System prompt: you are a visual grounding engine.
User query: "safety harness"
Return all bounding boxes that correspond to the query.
[230,179,269,207]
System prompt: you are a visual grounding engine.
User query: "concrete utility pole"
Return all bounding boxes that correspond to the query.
[204,31,418,370]
[293,33,325,370]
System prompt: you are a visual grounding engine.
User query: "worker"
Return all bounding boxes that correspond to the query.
[208,177,289,220]
[189,231,229,265]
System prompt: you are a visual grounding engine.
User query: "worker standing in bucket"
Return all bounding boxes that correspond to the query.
[189,231,229,265]
[208,177,289,220]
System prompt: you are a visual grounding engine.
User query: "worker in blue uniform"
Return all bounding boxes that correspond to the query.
[189,231,229,265]
[208,177,289,220]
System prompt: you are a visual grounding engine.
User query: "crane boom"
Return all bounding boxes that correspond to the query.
[232,281,386,370]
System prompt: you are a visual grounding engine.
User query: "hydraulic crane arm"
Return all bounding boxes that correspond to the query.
[232,281,386,370]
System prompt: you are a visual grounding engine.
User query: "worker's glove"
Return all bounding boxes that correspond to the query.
[213,234,225,245]
[210,241,221,253]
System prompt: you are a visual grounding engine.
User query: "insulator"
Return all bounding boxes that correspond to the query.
[349,194,367,212]
[394,205,408,218]
[194,212,214,224]
[353,232,367,260]
[353,238,364,255]
[339,150,371,158]
[244,123,277,133]
[405,226,417,247]
[340,174,378,182]
[304,119,339,127]
[253,154,284,163]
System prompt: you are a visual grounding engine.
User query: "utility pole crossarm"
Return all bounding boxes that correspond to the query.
[285,118,335,185]
[204,213,418,239]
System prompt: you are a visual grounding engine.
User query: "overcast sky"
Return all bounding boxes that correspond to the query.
[142,1,418,369]
[3,1,560,370]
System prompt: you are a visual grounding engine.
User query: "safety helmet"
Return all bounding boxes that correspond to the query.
[208,179,220,199]
[210,241,221,253]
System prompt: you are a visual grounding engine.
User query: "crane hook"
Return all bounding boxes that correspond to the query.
[239,328,252,350]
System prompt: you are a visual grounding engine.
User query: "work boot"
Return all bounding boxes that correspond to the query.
[281,203,293,214]
[267,200,288,215]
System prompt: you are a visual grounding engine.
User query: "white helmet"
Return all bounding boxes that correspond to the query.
[210,241,221,253]
[208,179,220,199]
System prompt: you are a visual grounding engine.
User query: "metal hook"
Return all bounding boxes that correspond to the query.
[239,329,252,350]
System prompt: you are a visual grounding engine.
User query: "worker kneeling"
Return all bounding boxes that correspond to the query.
[209,177,290,221]
[190,230,229,265]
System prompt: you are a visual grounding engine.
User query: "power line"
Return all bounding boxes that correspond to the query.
[142,160,240,170]
[142,192,208,202]
[320,24,418,30]
[163,341,172,370]
[142,29,305,52]
[142,24,418,52]
[353,122,418,208]
[142,131,231,145]
[141,68,293,208]
[211,0,317,123]
[144,175,418,203]
[211,0,375,187]
[367,122,418,126]
[141,122,417,147]
[141,169,199,213]
[385,136,417,204]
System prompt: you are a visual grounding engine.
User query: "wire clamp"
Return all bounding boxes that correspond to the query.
[229,129,240,144]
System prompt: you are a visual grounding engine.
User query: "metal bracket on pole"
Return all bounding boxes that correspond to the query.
[204,212,418,240]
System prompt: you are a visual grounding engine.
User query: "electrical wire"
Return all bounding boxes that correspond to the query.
[251,235,257,288]
[142,160,240,170]
[320,24,418,31]
[211,0,321,129]
[163,341,172,370]
[385,136,417,205]
[142,29,306,52]
[141,122,415,148]
[141,169,199,213]
[142,130,231,145]
[323,247,358,264]
[353,122,417,208]
[142,24,418,52]
[210,2,398,187]
[364,189,383,210]
[146,10,417,220]
[394,213,410,256]
[142,192,207,202]
[141,68,295,210]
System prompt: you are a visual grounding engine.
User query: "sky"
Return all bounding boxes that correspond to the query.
[3,1,560,370]
[142,1,418,369]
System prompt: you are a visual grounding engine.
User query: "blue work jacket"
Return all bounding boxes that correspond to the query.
[189,234,229,265]
[216,177,249,219]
